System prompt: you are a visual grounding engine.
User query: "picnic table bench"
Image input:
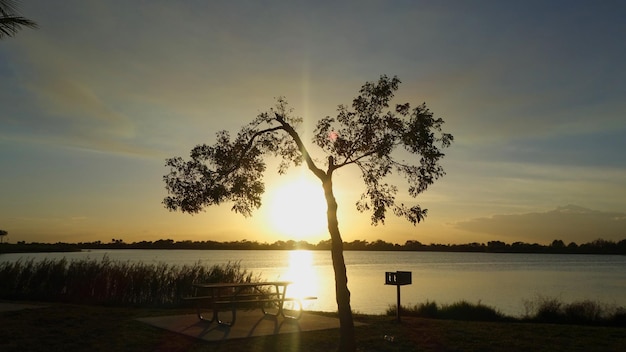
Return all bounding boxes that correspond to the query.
[184,281,317,326]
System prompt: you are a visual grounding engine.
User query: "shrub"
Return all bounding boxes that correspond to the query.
[529,296,564,323]
[414,300,439,318]
[609,307,626,326]
[388,300,505,322]
[523,295,625,326]
[439,300,506,321]
[564,300,603,324]
[389,297,626,326]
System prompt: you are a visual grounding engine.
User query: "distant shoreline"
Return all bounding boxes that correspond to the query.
[1,237,624,255]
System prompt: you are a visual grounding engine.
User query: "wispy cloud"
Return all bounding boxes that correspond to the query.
[2,32,152,156]
[27,76,133,137]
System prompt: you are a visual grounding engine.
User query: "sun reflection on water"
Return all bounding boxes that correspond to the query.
[283,250,319,310]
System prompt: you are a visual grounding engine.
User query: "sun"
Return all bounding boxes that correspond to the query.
[267,176,328,239]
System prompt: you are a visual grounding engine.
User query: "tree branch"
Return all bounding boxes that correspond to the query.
[335,148,379,169]
[219,125,284,177]
[275,113,327,180]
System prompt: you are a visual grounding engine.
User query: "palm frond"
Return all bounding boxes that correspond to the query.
[0,16,37,38]
[0,0,38,39]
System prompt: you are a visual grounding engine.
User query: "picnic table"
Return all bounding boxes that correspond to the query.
[185,281,316,326]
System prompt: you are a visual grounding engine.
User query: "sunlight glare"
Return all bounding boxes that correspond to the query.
[267,176,327,239]
[284,250,318,310]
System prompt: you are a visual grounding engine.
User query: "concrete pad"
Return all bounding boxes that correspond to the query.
[0,302,46,312]
[138,311,362,342]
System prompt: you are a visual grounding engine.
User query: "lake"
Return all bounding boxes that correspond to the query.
[1,249,625,317]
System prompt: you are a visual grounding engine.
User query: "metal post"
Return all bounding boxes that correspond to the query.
[386,271,411,323]
[396,284,401,322]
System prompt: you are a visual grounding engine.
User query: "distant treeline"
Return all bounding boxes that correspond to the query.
[1,238,625,254]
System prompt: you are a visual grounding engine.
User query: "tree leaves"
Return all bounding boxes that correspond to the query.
[313,75,453,225]
[163,99,305,216]
[164,75,453,226]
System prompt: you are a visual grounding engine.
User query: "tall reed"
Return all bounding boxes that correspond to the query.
[0,255,258,307]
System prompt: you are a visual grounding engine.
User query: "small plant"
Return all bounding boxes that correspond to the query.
[388,300,505,322]
[525,295,564,322]
[523,295,625,326]
[439,300,506,321]
[564,300,603,324]
[415,300,439,318]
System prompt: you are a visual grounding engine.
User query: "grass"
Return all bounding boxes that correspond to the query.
[0,302,625,352]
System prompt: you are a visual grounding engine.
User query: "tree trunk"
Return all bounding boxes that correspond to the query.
[323,177,356,352]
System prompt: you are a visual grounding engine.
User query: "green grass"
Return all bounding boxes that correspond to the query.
[0,302,624,352]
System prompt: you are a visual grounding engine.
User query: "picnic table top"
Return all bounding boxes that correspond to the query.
[193,281,292,289]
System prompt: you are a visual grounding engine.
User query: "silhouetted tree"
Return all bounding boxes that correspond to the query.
[0,229,7,243]
[0,0,38,39]
[345,239,368,250]
[368,239,395,251]
[163,75,453,351]
[487,240,508,252]
[617,239,626,254]
[550,239,565,247]
[550,239,566,253]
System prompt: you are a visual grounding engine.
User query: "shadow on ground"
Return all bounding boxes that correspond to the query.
[137,311,364,342]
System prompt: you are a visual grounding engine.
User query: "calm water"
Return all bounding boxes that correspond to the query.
[1,250,625,317]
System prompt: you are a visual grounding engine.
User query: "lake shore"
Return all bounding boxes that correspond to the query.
[1,301,624,351]
[2,250,625,317]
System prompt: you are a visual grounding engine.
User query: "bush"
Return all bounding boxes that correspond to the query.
[387,300,506,322]
[439,300,506,321]
[609,307,626,326]
[525,295,564,322]
[523,295,625,326]
[564,300,603,324]
[414,300,438,318]
[388,296,625,326]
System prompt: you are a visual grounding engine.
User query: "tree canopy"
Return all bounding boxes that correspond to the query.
[313,76,453,225]
[164,77,453,225]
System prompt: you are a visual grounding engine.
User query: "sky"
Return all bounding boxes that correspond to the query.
[1,0,625,246]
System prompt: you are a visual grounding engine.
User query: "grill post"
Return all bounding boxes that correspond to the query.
[385,271,412,322]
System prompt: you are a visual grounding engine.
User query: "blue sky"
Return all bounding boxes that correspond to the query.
[1,0,625,245]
